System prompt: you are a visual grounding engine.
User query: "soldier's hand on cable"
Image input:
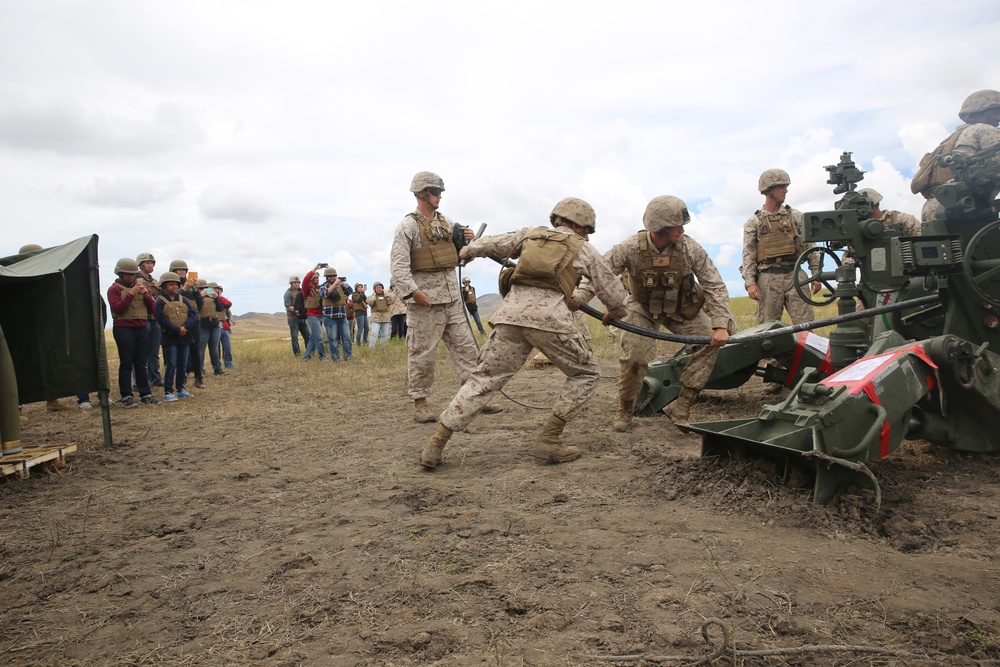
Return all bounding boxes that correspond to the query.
[566,296,580,311]
[459,246,472,261]
[710,328,729,347]
[601,311,616,326]
[412,289,431,307]
[811,281,822,294]
[747,284,761,301]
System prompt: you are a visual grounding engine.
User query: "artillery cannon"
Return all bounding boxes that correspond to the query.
[640,148,1000,504]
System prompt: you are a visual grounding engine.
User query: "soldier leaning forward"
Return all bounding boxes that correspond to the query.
[580,196,734,431]
[420,197,628,469]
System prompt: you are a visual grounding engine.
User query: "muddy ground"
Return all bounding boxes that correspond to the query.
[2,321,999,666]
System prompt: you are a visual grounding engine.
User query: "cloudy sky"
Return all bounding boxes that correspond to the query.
[3,0,998,315]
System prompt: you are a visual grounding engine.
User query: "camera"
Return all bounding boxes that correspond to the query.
[318,262,328,268]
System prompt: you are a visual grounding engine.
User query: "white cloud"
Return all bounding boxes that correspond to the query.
[197,184,279,223]
[74,175,184,209]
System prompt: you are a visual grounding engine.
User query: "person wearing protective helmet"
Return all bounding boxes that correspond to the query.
[108,258,158,408]
[912,90,1000,221]
[169,262,206,387]
[390,171,483,422]
[320,266,353,361]
[215,284,236,369]
[300,265,328,361]
[419,197,628,469]
[283,276,311,356]
[196,279,226,376]
[461,277,487,335]
[368,282,395,349]
[582,196,734,430]
[741,169,821,326]
[135,252,163,387]
[352,283,369,347]
[857,188,921,237]
[155,272,198,401]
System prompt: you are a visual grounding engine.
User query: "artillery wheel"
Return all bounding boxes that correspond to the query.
[962,219,1000,309]
[794,247,841,307]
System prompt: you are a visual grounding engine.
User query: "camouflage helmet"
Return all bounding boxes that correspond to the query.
[959,89,1000,122]
[136,252,155,263]
[643,196,691,233]
[758,168,791,194]
[159,271,181,285]
[114,258,140,275]
[18,244,42,253]
[289,275,300,283]
[857,187,883,206]
[169,259,189,271]
[409,171,445,193]
[550,197,597,233]
[373,281,384,289]
[323,267,338,277]
[197,278,208,288]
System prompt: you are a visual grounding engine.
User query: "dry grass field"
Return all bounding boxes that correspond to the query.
[2,299,999,666]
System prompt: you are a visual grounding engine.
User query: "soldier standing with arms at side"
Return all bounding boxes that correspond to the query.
[390,171,501,422]
[741,168,820,325]
[581,196,733,431]
[420,197,628,469]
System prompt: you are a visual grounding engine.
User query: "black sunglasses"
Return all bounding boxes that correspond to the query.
[425,187,443,197]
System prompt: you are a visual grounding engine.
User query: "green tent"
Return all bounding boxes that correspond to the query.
[1,235,113,445]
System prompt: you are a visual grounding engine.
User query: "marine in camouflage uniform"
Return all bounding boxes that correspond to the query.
[389,171,498,423]
[741,168,820,325]
[420,197,627,469]
[857,188,921,237]
[579,196,733,431]
[912,90,1000,222]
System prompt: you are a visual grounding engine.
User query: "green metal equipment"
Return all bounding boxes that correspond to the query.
[645,148,1000,504]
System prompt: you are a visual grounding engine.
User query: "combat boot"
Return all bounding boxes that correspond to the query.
[531,415,581,463]
[662,387,696,428]
[612,399,634,432]
[413,398,436,423]
[420,425,453,469]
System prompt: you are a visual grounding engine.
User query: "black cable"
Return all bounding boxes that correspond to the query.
[577,294,941,344]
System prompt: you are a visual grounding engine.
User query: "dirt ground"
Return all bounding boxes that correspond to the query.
[2,320,1000,666]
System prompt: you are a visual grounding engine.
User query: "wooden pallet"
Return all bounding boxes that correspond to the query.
[0,444,76,479]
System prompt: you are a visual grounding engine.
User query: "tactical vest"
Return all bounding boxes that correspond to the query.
[303,285,321,310]
[322,284,348,308]
[158,295,189,328]
[352,294,367,314]
[503,227,585,300]
[111,283,150,322]
[910,127,963,197]
[628,232,689,318]
[754,207,805,263]
[370,294,390,313]
[200,295,219,321]
[408,213,459,271]
[464,287,477,305]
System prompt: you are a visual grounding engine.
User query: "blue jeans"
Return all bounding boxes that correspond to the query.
[198,320,223,374]
[221,328,234,366]
[324,316,352,361]
[162,344,190,394]
[469,309,486,334]
[287,317,310,356]
[186,319,203,378]
[355,313,369,346]
[303,315,326,360]
[370,321,390,348]
[146,319,162,383]
[113,325,150,399]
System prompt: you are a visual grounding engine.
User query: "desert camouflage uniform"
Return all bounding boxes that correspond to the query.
[437,225,627,433]
[874,210,921,237]
[390,209,477,400]
[920,123,1000,221]
[740,205,818,324]
[579,232,732,404]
